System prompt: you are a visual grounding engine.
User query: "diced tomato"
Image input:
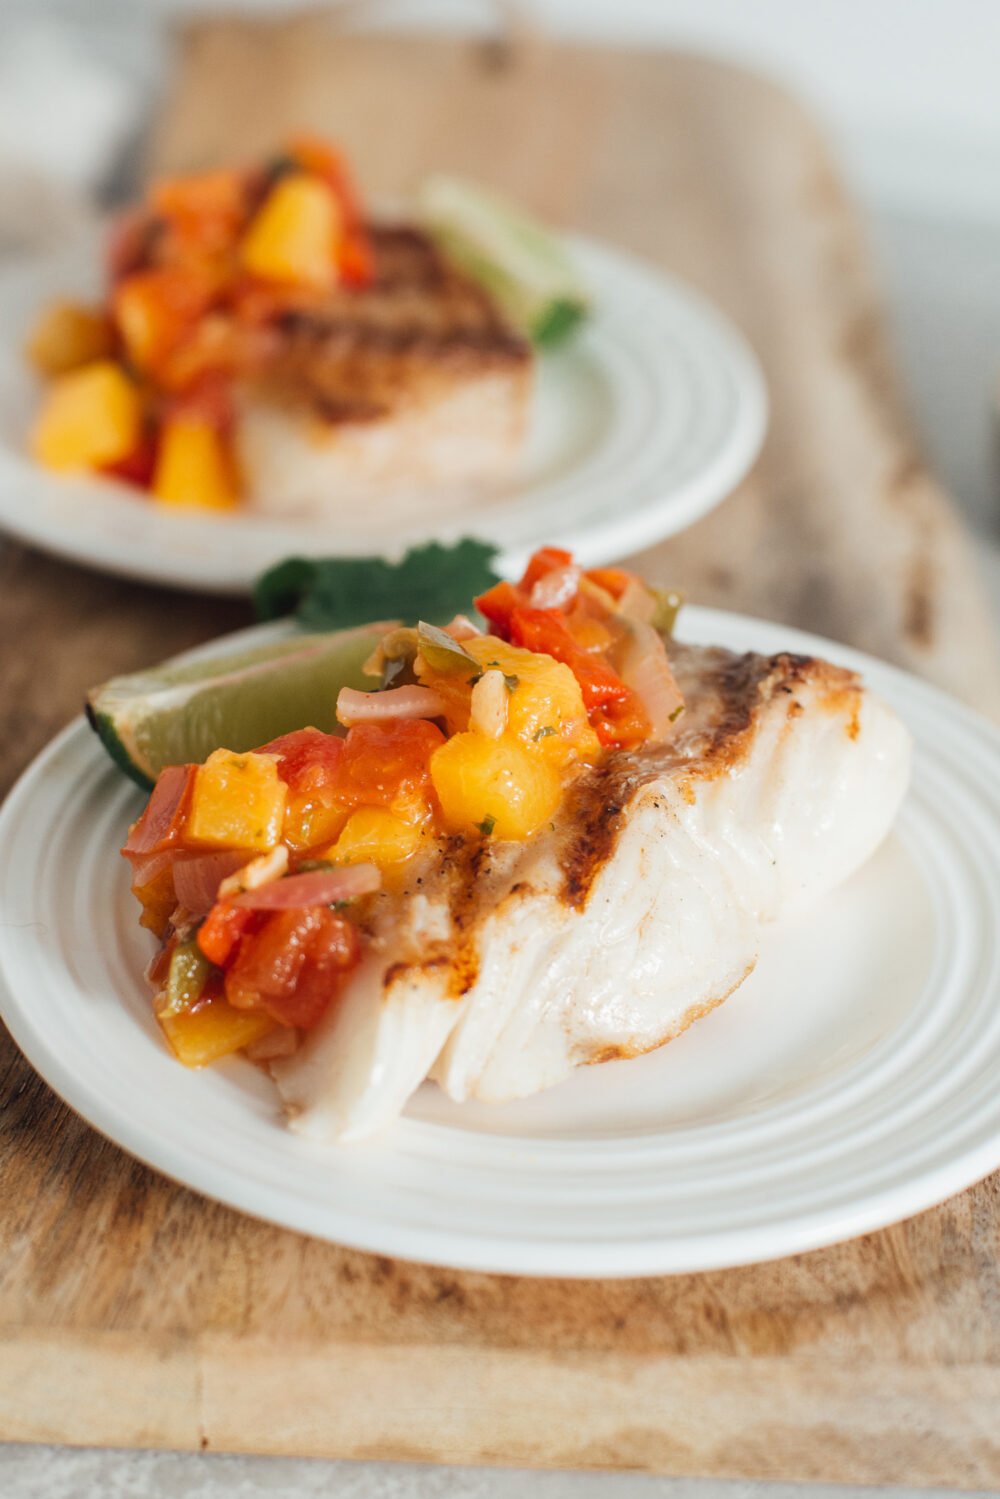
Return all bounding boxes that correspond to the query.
[518,546,574,593]
[224,906,359,1029]
[259,727,344,795]
[101,431,158,489]
[474,580,526,636]
[285,909,360,1027]
[258,728,348,850]
[508,607,632,712]
[334,720,445,817]
[584,566,633,600]
[197,902,260,968]
[590,692,651,749]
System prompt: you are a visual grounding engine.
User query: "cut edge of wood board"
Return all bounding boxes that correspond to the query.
[3,1332,999,1486]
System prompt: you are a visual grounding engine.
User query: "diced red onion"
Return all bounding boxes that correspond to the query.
[172,850,252,916]
[617,620,685,741]
[231,863,381,909]
[127,849,175,889]
[122,765,190,857]
[336,684,447,726]
[615,577,658,624]
[530,564,582,611]
[245,1026,299,1062]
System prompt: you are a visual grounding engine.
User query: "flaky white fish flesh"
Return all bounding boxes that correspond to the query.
[273,643,911,1141]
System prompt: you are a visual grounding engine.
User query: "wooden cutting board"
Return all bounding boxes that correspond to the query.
[2,16,999,1486]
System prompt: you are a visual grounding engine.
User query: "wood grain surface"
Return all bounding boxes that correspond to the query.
[1,18,999,1484]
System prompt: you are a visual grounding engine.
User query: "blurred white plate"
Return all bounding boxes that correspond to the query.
[1,609,998,1277]
[0,230,766,593]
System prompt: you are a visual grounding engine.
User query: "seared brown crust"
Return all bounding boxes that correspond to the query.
[375,644,862,1007]
[558,646,862,909]
[250,224,532,423]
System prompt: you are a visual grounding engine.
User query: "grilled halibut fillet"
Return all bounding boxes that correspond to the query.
[237,226,533,516]
[273,643,911,1140]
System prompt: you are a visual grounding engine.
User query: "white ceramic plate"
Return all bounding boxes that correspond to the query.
[1,608,999,1278]
[0,230,765,593]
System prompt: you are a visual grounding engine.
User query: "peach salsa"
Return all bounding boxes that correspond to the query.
[27,136,376,509]
[26,148,586,515]
[123,547,683,1067]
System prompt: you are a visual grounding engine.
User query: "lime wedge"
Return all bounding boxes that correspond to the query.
[418,174,590,346]
[87,622,395,790]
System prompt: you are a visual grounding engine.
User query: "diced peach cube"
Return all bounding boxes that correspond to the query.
[159,995,275,1067]
[31,360,142,472]
[152,416,238,510]
[187,749,287,851]
[240,172,341,289]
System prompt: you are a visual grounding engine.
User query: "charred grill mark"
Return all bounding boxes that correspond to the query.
[382,944,479,1002]
[310,394,385,424]
[257,223,530,425]
[284,322,529,367]
[556,648,863,908]
[385,648,866,964]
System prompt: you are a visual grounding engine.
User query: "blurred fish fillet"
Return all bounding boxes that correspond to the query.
[273,642,911,1140]
[237,225,533,517]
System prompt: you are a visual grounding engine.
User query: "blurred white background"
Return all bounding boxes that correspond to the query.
[1,0,998,556]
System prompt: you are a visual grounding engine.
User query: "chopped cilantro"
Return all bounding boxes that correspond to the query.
[254,540,501,629]
[533,725,556,741]
[503,674,519,693]
[476,815,496,837]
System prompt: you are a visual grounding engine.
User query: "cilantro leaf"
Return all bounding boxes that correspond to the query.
[255,540,501,630]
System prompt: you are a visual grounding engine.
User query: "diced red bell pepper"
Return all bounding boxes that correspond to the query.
[113,266,219,376]
[508,607,632,712]
[585,566,632,600]
[518,546,574,593]
[197,902,259,968]
[474,580,526,636]
[150,170,248,260]
[590,692,651,750]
